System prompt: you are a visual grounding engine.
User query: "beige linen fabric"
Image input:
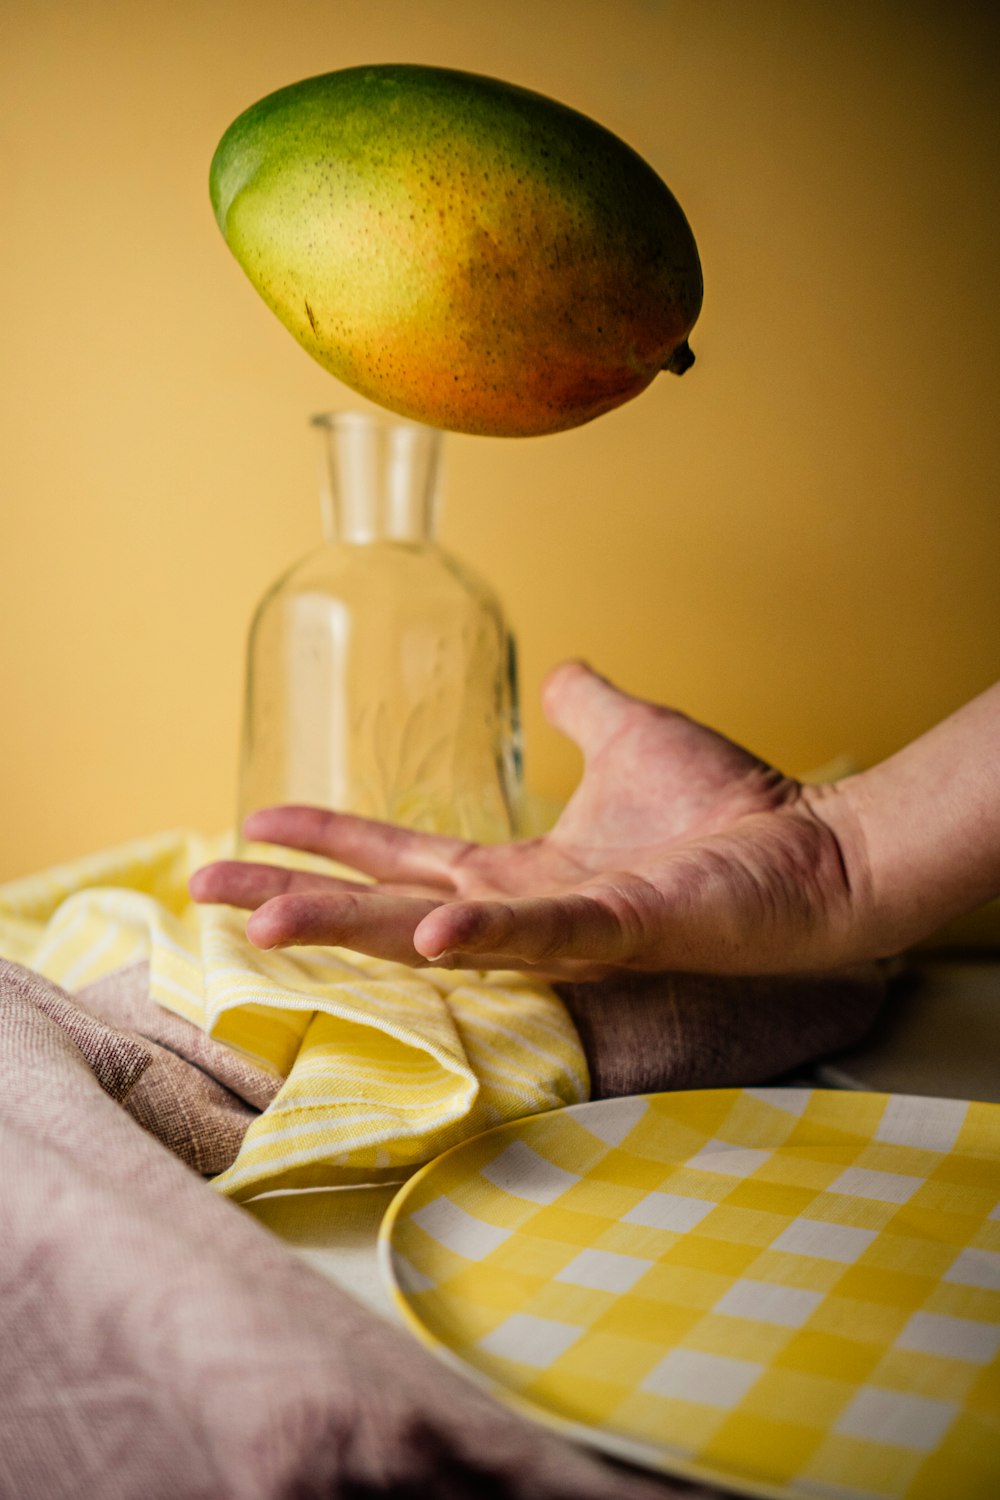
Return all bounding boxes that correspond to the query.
[0,957,709,1500]
[27,956,889,1180]
[559,963,887,1098]
[79,961,278,1175]
[79,960,281,1109]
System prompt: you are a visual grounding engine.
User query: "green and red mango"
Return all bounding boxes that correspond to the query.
[210,65,702,436]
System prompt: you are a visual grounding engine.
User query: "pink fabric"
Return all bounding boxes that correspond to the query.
[17,954,886,1177]
[77,962,277,1174]
[1,957,153,1102]
[78,961,280,1111]
[0,958,714,1500]
[559,963,887,1098]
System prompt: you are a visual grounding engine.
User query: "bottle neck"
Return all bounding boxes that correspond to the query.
[313,411,442,544]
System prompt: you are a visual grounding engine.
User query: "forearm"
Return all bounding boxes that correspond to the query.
[815,681,1000,957]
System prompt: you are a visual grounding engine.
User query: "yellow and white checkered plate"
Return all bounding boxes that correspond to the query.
[379,1088,1000,1499]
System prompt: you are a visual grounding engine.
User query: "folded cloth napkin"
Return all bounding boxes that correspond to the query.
[66,955,887,1186]
[0,830,589,1199]
[0,832,888,1199]
[0,958,716,1500]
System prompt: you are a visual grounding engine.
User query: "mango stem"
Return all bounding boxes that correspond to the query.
[663,340,695,375]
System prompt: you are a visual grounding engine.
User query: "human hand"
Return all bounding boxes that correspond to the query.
[190,661,870,978]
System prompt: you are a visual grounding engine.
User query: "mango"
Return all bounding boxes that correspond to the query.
[210,65,702,437]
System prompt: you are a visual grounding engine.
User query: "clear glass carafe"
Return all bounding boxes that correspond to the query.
[237,412,523,842]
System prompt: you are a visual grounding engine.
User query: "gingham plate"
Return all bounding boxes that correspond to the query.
[379,1088,1000,1499]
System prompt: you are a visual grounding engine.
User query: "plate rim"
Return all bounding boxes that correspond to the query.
[378,1086,997,1500]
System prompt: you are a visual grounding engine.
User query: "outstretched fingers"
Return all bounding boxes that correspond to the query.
[412,891,639,967]
[188,860,369,909]
[245,890,443,966]
[242,805,472,888]
[192,865,645,976]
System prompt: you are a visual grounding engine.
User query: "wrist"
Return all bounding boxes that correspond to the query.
[798,776,886,962]
[806,683,1000,957]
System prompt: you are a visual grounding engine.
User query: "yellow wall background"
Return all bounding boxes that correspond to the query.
[3,0,998,881]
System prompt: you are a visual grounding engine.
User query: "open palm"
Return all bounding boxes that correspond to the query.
[190,662,862,977]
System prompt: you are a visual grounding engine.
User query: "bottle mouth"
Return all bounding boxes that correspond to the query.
[313,407,442,544]
[310,409,437,435]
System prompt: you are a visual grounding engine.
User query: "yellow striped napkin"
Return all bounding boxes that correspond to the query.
[0,830,588,1200]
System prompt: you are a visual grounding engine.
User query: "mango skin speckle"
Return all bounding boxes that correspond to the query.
[210,65,703,437]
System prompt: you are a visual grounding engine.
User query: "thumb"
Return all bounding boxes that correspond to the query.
[541,659,639,757]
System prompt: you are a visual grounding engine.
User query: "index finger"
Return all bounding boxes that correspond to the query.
[242,805,474,888]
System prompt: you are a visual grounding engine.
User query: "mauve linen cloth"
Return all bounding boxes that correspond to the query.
[0,956,885,1499]
[67,957,884,1176]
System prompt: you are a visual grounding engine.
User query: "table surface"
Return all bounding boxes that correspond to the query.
[818,955,1000,1103]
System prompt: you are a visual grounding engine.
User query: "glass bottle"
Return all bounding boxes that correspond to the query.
[237,412,523,842]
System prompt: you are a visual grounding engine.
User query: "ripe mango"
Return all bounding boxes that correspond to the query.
[210,65,702,437]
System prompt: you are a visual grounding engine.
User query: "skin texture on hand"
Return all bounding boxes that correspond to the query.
[820,676,1000,957]
[190,661,874,979]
